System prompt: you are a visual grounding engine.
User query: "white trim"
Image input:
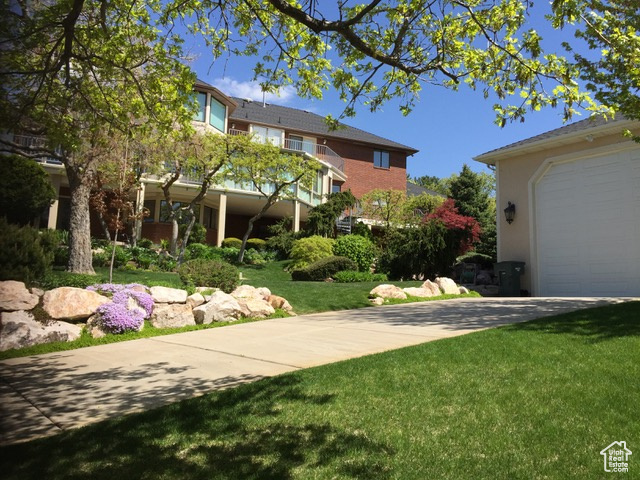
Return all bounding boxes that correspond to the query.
[528,141,640,296]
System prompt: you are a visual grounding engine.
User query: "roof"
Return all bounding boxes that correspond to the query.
[228,97,419,154]
[194,79,238,113]
[406,181,446,198]
[474,115,637,164]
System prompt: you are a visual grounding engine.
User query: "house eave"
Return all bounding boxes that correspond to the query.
[473,118,638,165]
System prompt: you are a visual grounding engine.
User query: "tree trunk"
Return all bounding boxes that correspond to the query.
[170,218,179,256]
[66,166,96,274]
[177,213,196,265]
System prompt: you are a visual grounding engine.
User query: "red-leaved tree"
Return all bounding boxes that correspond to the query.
[426,199,481,256]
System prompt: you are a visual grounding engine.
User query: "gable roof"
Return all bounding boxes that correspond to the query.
[474,115,637,164]
[228,97,418,154]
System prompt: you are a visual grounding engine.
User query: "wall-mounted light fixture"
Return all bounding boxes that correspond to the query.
[504,201,516,224]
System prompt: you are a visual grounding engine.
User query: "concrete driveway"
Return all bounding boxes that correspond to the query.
[0,297,628,446]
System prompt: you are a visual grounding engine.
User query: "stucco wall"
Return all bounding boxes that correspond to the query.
[495,128,638,294]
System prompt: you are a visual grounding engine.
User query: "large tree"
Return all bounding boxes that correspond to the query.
[163,0,609,123]
[0,0,194,273]
[554,0,640,130]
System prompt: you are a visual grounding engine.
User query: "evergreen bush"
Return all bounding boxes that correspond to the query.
[177,258,239,293]
[221,237,243,249]
[246,238,267,251]
[0,219,53,284]
[291,256,357,281]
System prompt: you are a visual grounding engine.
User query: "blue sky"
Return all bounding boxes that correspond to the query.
[179,3,593,180]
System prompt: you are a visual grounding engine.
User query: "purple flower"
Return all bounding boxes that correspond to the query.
[89,282,155,334]
[96,302,144,334]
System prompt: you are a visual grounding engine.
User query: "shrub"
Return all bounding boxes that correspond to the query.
[221,237,243,249]
[291,256,357,281]
[177,258,239,293]
[0,219,53,284]
[289,235,335,270]
[243,248,266,265]
[112,245,132,268]
[138,237,154,249]
[266,217,303,260]
[333,270,388,283]
[333,234,376,272]
[92,251,110,268]
[246,238,267,251]
[53,246,70,267]
[186,243,211,260]
[179,222,207,245]
[351,222,374,241]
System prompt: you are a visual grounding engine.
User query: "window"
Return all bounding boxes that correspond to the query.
[332,183,342,193]
[209,97,226,132]
[192,92,206,122]
[143,200,156,223]
[160,201,200,224]
[374,150,390,169]
[289,135,315,155]
[203,206,217,229]
[252,125,283,147]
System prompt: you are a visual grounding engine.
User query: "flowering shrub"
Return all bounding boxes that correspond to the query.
[87,283,154,334]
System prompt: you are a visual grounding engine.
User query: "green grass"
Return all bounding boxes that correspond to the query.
[2,302,638,479]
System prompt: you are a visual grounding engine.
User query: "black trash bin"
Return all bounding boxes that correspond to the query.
[493,261,525,296]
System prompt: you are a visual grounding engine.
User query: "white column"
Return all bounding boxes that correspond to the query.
[134,182,146,241]
[293,200,301,232]
[47,176,61,230]
[216,193,227,246]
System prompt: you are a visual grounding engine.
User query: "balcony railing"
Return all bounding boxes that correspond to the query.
[228,128,344,172]
[11,135,63,165]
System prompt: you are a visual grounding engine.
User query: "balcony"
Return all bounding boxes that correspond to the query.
[228,128,345,173]
[10,135,63,165]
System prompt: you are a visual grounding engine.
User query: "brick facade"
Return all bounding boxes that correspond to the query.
[327,138,407,199]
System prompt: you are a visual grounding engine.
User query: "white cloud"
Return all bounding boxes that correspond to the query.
[212,78,297,104]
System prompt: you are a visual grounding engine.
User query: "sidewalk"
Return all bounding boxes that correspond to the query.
[0,297,626,446]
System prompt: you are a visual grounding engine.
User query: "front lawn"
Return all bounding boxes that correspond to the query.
[2,302,638,479]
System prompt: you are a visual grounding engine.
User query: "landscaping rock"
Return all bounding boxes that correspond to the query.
[30,287,45,298]
[369,284,407,300]
[149,286,188,304]
[435,277,459,295]
[150,303,196,328]
[402,287,439,298]
[0,311,81,351]
[0,281,40,312]
[267,295,294,313]
[186,293,205,309]
[42,287,110,321]
[231,285,263,300]
[420,280,442,297]
[193,291,244,324]
[237,297,275,319]
[369,297,385,306]
[86,311,145,338]
[257,287,272,301]
[86,314,107,339]
[459,286,470,294]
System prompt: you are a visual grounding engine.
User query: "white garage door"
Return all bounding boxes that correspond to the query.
[535,148,640,296]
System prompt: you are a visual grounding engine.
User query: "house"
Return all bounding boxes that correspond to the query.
[23,79,419,245]
[474,116,640,297]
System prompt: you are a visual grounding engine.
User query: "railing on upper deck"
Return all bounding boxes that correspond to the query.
[11,135,63,165]
[228,128,345,173]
